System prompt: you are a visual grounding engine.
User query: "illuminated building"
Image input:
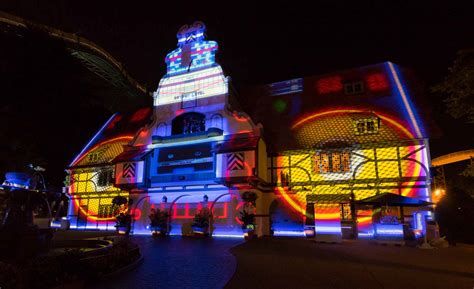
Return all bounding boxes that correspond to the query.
[248,62,432,239]
[67,22,271,236]
[66,22,432,239]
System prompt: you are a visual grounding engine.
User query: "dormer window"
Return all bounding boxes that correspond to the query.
[356,122,366,134]
[344,81,365,95]
[353,117,380,135]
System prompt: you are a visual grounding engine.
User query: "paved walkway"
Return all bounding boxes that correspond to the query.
[86,236,242,289]
[225,238,474,289]
[55,231,474,289]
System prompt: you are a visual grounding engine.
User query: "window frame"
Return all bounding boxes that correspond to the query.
[313,150,352,174]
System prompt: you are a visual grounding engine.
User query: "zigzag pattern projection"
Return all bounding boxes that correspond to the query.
[227,152,244,171]
[122,163,136,178]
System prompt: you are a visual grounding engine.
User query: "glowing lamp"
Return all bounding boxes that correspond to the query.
[304,227,316,238]
[432,189,445,203]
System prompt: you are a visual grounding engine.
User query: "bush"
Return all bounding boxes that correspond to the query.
[192,208,211,229]
[149,208,168,228]
[0,261,23,289]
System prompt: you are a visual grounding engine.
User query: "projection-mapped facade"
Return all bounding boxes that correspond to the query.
[66,22,433,240]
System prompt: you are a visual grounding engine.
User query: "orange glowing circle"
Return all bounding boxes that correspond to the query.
[71,135,134,166]
[70,136,134,221]
[279,108,423,217]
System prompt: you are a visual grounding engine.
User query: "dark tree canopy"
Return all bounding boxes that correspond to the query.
[433,50,474,123]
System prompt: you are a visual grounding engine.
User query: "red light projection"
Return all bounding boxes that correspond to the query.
[366,73,389,91]
[175,108,186,117]
[130,208,142,220]
[130,107,152,122]
[316,76,343,94]
[106,115,123,130]
[171,202,232,219]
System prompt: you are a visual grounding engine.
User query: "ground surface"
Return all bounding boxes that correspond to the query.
[225,237,474,289]
[55,231,474,289]
[85,235,242,289]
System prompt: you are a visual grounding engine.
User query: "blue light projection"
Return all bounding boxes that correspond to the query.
[154,21,227,107]
[165,21,218,76]
[385,61,425,138]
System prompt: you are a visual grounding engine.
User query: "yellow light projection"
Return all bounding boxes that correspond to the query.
[275,109,428,219]
[69,137,133,221]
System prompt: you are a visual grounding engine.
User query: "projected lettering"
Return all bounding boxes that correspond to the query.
[154,66,228,106]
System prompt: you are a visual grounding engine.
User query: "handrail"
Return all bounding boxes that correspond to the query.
[0,10,146,94]
[432,149,474,167]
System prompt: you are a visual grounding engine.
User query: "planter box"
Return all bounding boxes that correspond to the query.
[116,226,131,235]
[242,226,256,240]
[191,226,209,236]
[149,226,168,236]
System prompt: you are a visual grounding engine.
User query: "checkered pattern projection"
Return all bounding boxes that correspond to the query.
[68,166,129,226]
[165,22,218,76]
[68,139,131,227]
[74,139,131,167]
[271,110,430,224]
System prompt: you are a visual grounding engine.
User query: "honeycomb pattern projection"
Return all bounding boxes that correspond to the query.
[270,140,430,216]
[69,138,132,225]
[293,112,409,149]
[74,139,131,167]
[69,167,130,223]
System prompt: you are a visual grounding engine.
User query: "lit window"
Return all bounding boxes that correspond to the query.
[98,204,114,218]
[210,114,223,130]
[344,81,364,95]
[172,112,205,135]
[356,122,365,134]
[314,151,351,174]
[353,117,380,135]
[341,203,351,220]
[97,170,113,187]
[366,120,376,132]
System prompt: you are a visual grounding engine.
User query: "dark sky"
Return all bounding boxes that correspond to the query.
[2,0,474,89]
[1,1,474,186]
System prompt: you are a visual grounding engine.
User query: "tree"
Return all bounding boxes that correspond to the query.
[432,50,474,176]
[432,49,474,123]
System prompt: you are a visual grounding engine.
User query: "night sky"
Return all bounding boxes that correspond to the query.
[1,1,474,187]
[3,1,474,88]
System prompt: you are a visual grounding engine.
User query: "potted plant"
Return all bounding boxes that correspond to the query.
[148,208,170,236]
[240,192,258,240]
[112,196,132,235]
[191,208,211,236]
[115,213,132,235]
[239,210,256,240]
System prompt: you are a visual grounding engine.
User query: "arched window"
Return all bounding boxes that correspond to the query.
[210,114,223,130]
[171,112,206,135]
[154,122,167,137]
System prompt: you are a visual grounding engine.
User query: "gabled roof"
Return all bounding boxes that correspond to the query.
[69,107,153,167]
[243,62,428,152]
